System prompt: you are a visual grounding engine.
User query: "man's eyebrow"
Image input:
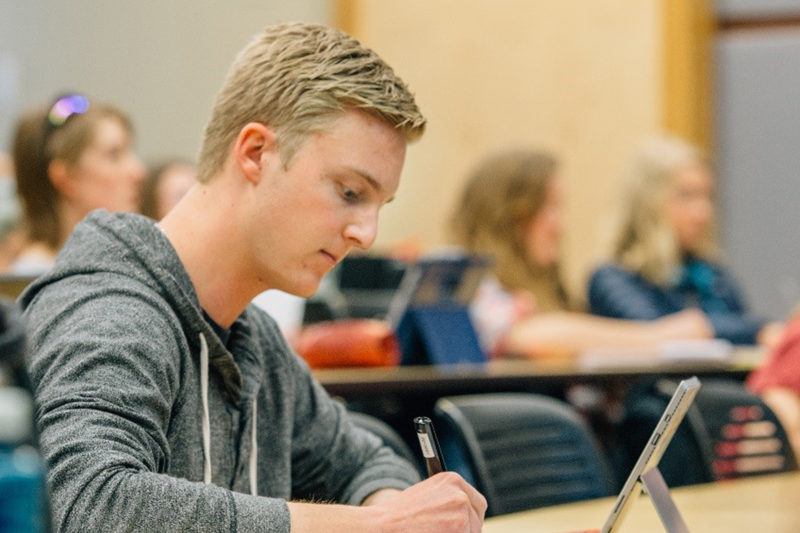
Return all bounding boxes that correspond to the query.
[348,167,395,203]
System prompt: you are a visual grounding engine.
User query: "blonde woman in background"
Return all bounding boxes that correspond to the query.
[451,148,712,359]
[11,94,145,274]
[588,134,782,346]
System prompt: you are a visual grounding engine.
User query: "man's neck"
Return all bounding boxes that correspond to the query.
[158,181,263,329]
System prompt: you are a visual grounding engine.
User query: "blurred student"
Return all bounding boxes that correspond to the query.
[451,148,712,359]
[0,153,24,271]
[11,94,145,274]
[588,135,782,346]
[22,22,485,532]
[139,158,197,219]
[747,311,800,457]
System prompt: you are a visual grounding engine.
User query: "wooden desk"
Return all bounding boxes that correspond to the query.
[483,472,800,532]
[0,274,37,300]
[314,348,764,397]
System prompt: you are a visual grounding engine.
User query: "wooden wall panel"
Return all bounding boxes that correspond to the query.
[662,0,714,152]
[337,0,664,297]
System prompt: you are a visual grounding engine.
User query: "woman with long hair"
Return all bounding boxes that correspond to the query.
[451,148,712,359]
[11,93,145,274]
[588,135,782,346]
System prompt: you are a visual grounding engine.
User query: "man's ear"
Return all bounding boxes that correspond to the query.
[233,122,278,184]
[47,159,77,199]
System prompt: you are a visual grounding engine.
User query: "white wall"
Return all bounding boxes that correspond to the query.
[0,0,330,162]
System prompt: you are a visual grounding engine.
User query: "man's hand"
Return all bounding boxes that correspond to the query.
[288,472,487,533]
[366,472,487,533]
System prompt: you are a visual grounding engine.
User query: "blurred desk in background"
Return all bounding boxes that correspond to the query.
[0,275,37,300]
[315,347,766,456]
[314,347,764,398]
[483,472,800,533]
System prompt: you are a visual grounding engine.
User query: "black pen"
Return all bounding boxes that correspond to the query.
[414,416,445,476]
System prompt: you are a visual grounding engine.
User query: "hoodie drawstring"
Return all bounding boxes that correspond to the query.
[199,332,259,496]
[250,396,258,495]
[199,333,212,485]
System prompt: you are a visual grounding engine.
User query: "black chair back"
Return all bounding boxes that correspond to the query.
[434,393,614,517]
[616,378,797,489]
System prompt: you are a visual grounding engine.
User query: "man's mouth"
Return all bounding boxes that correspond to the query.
[320,250,339,265]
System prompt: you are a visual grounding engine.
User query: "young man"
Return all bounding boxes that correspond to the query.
[22,22,486,532]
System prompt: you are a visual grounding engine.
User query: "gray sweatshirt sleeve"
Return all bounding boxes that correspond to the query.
[250,314,420,506]
[288,364,420,504]
[25,285,290,532]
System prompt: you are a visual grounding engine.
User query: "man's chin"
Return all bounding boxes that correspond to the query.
[282,281,322,299]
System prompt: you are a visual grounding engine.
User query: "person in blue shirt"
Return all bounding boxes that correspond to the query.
[588,134,783,346]
[450,148,712,359]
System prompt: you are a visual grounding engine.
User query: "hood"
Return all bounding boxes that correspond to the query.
[19,210,243,402]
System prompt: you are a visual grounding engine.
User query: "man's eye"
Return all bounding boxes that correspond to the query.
[342,187,361,202]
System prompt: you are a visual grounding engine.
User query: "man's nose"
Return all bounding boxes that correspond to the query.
[343,209,379,250]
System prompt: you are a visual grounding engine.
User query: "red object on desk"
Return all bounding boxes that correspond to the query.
[296,319,401,368]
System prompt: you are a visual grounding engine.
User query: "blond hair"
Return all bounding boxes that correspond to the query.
[603,134,717,285]
[197,22,426,181]
[450,149,569,311]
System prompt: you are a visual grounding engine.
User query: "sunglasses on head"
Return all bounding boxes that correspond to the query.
[43,92,89,138]
[41,93,91,157]
[47,93,90,127]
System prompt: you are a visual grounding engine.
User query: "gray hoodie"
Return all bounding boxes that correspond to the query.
[21,211,419,532]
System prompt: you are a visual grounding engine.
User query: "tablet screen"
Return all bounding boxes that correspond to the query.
[386,253,490,327]
[602,376,701,533]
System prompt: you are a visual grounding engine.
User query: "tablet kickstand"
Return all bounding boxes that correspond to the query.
[640,467,691,533]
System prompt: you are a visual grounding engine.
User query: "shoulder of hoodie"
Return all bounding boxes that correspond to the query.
[20,213,203,366]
